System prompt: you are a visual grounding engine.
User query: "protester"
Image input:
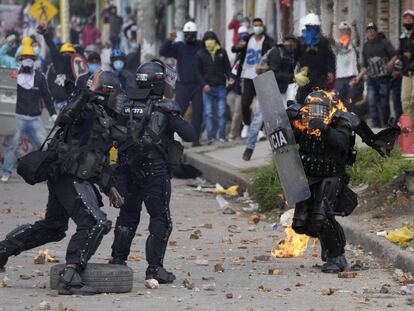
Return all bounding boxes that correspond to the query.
[399,10,414,114]
[1,46,56,183]
[228,12,243,45]
[243,34,298,161]
[108,6,123,49]
[333,22,359,106]
[159,21,203,147]
[81,17,100,48]
[38,24,76,111]
[0,34,17,68]
[296,13,335,104]
[232,18,274,138]
[75,52,101,91]
[352,23,397,127]
[110,49,134,94]
[196,31,231,144]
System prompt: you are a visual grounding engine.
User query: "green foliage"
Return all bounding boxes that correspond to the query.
[251,161,282,212]
[251,148,414,211]
[347,148,414,187]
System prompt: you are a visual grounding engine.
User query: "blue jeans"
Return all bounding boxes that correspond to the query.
[367,77,391,127]
[203,85,227,141]
[2,115,46,175]
[246,94,287,150]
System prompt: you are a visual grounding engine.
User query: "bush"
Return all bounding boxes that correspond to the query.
[251,161,282,212]
[348,148,414,187]
[251,148,414,211]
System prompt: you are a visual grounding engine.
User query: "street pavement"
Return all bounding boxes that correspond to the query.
[0,175,408,311]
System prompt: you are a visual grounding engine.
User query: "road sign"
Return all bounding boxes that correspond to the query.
[29,0,58,24]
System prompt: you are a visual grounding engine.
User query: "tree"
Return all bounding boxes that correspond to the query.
[137,0,157,61]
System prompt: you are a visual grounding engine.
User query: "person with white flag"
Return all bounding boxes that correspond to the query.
[1,46,57,183]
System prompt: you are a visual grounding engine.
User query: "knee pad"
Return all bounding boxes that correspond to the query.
[111,226,136,260]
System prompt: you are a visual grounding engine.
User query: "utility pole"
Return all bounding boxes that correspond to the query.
[138,0,157,61]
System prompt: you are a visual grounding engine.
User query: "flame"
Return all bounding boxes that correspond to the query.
[292,90,349,137]
[34,249,58,263]
[271,225,310,258]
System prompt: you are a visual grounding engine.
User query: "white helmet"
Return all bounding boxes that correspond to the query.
[183,21,198,32]
[238,25,248,34]
[303,13,321,26]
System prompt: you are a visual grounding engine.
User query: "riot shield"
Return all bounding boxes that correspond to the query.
[71,53,88,80]
[253,71,310,206]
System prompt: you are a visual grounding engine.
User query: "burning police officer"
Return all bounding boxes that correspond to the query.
[287,90,399,273]
[0,70,125,295]
[109,59,196,284]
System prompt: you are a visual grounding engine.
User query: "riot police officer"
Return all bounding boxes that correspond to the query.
[109,60,196,283]
[287,90,399,273]
[0,70,125,295]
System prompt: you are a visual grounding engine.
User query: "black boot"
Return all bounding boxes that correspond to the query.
[321,255,348,273]
[57,266,97,295]
[242,148,253,161]
[146,265,176,284]
[109,226,136,266]
[0,243,10,272]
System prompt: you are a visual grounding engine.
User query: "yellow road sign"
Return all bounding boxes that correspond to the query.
[29,0,58,24]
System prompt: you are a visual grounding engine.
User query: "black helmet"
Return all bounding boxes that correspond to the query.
[135,59,166,97]
[87,71,122,109]
[302,90,337,128]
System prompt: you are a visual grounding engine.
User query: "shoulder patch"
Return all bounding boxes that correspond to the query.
[334,110,360,129]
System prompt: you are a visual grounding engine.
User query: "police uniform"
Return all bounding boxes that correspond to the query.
[0,71,126,295]
[110,60,196,283]
[287,90,399,273]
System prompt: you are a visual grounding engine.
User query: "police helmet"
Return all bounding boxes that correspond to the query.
[135,59,166,97]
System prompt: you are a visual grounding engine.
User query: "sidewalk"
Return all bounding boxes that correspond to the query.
[184,136,414,273]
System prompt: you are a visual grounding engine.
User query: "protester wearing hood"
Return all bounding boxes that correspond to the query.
[1,46,56,183]
[160,21,203,147]
[75,52,101,91]
[231,18,274,138]
[398,10,414,113]
[296,13,336,104]
[352,23,397,127]
[333,21,359,108]
[195,31,231,144]
[110,49,134,94]
[38,24,76,111]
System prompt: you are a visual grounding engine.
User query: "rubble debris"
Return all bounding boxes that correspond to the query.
[214,263,224,273]
[144,279,160,289]
[47,290,59,297]
[189,230,202,239]
[222,237,233,244]
[268,269,283,275]
[39,301,51,310]
[212,185,239,196]
[0,208,11,214]
[248,215,260,225]
[183,278,194,290]
[258,285,272,292]
[338,271,357,279]
[222,206,236,215]
[19,274,33,280]
[407,295,414,306]
[380,284,390,294]
[225,293,233,299]
[169,241,177,246]
[254,255,270,262]
[321,288,334,295]
[198,223,213,229]
[243,203,259,212]
[228,225,241,234]
[202,283,216,291]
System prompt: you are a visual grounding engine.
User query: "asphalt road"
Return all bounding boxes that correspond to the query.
[0,176,408,311]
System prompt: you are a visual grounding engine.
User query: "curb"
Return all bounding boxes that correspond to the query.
[184,151,251,192]
[185,150,414,273]
[339,217,414,272]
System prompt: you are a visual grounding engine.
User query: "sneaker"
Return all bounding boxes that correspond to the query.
[1,174,10,183]
[219,138,226,143]
[257,130,266,141]
[242,148,253,161]
[241,125,249,139]
[208,139,215,145]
